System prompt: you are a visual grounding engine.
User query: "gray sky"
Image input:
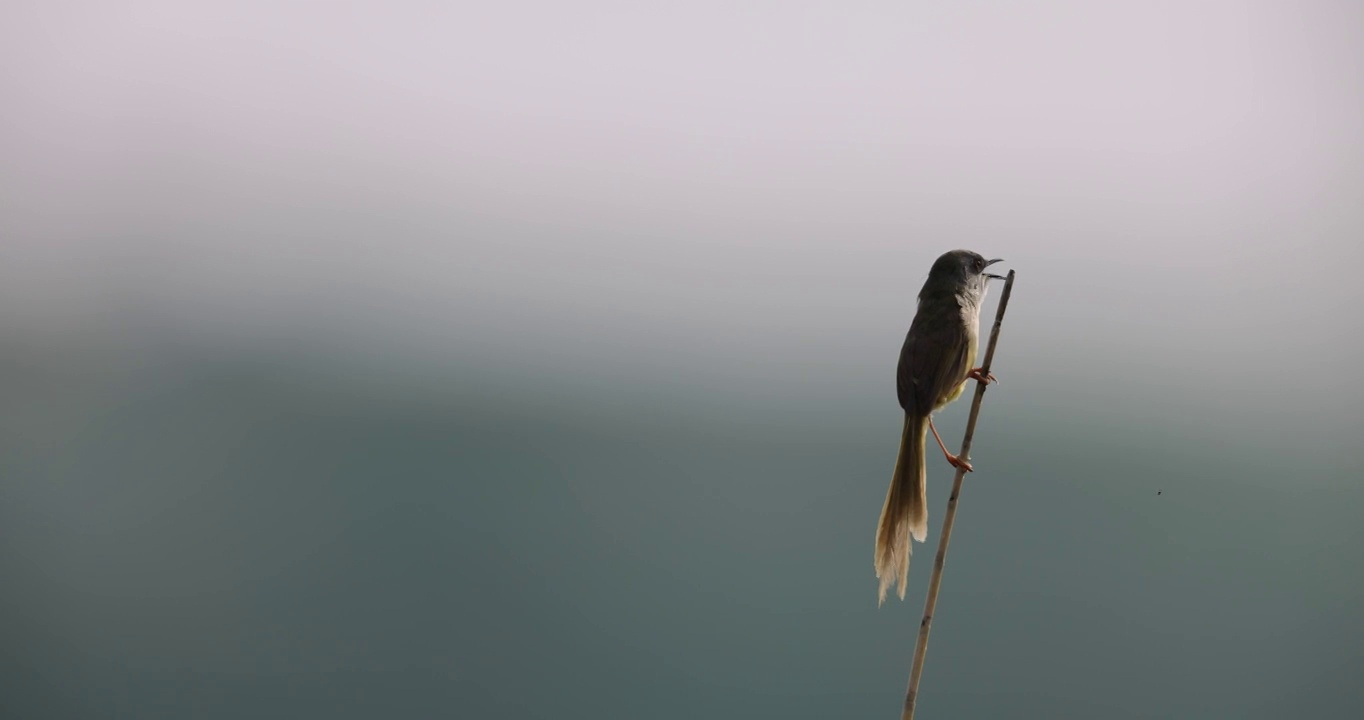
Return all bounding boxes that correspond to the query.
[5,0,1360,454]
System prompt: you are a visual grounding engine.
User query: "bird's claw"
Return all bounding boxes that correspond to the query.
[967,368,998,385]
[946,453,974,473]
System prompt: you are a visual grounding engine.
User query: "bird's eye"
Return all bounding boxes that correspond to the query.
[973,258,984,272]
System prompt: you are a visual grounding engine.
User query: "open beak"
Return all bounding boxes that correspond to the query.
[983,258,1005,280]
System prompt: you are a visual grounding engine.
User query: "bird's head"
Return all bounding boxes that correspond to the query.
[924,249,1005,297]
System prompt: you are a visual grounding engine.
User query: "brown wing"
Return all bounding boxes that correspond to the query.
[896,301,971,415]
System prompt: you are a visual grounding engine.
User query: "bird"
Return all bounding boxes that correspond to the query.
[875,249,1004,604]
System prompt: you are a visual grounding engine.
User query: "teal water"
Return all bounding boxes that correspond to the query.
[2,326,1359,718]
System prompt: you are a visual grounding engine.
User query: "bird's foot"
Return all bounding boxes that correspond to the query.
[967,367,998,385]
[945,453,974,473]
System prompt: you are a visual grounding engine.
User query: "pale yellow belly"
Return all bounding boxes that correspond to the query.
[935,328,977,409]
[941,377,968,407]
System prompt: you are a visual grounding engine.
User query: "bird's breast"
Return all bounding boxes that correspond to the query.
[935,312,979,408]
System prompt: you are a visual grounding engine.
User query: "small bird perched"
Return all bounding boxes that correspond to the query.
[876,250,1004,604]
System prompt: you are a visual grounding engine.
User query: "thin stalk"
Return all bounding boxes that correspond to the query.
[901,269,1017,720]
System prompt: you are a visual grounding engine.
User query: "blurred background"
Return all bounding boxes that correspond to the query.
[2,1,1361,718]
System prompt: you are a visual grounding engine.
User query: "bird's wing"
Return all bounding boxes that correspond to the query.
[897,303,971,414]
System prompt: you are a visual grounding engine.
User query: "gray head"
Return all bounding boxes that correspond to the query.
[921,249,1005,299]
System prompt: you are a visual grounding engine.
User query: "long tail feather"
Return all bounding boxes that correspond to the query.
[875,413,928,604]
